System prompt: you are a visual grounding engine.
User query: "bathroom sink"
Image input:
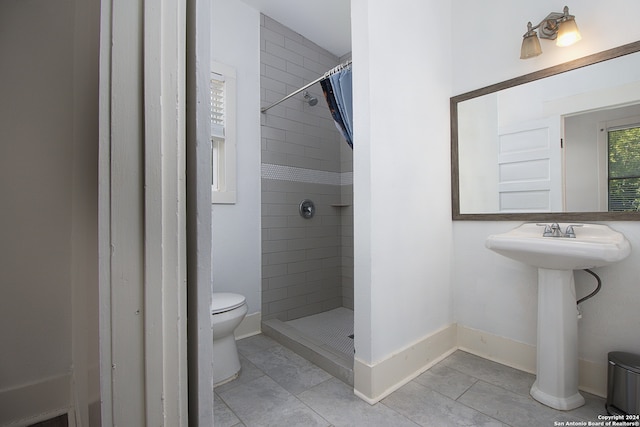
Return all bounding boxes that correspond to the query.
[485,222,631,270]
[486,222,631,410]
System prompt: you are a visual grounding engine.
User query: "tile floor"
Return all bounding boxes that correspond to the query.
[214,334,608,427]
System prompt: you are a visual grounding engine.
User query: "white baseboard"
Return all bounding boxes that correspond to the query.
[578,358,607,397]
[234,311,261,340]
[457,325,607,397]
[457,324,537,374]
[0,374,71,426]
[353,323,457,404]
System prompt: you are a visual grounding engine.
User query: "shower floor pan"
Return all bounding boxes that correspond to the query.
[262,307,354,386]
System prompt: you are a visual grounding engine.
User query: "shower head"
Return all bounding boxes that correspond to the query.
[303,91,318,107]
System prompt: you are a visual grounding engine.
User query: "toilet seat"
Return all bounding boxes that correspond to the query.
[211,292,246,314]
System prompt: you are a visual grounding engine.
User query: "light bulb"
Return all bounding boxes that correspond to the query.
[556,18,581,47]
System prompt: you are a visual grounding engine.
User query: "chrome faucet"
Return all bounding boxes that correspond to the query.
[536,223,582,238]
[549,223,562,237]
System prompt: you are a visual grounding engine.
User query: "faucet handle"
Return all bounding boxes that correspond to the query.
[565,224,583,238]
[536,223,553,236]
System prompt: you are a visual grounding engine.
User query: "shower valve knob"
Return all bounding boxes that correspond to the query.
[299,199,315,219]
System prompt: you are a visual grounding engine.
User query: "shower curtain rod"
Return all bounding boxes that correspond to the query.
[261,60,352,113]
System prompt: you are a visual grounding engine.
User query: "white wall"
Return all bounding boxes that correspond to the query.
[452,0,640,393]
[0,0,99,424]
[210,0,262,321]
[1,0,73,388]
[352,0,454,399]
[453,1,640,94]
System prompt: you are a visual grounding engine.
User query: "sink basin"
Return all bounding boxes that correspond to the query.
[485,222,630,410]
[485,222,631,270]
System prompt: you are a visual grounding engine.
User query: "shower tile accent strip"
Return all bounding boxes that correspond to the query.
[341,171,353,186]
[262,163,352,186]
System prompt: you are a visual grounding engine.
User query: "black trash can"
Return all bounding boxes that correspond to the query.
[606,351,640,415]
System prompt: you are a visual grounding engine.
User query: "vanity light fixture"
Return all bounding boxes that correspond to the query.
[520,5,581,59]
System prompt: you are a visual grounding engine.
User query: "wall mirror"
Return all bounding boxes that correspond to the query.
[451,41,640,220]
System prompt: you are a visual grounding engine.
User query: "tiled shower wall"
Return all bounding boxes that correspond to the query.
[260,14,353,321]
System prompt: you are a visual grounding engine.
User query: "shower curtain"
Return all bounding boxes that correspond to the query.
[321,65,353,148]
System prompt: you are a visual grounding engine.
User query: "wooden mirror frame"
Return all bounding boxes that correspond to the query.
[451,40,640,221]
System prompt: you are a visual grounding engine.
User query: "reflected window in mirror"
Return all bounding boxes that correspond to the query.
[607,120,640,211]
[564,105,640,213]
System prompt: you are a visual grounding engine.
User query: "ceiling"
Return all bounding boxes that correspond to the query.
[239,0,352,57]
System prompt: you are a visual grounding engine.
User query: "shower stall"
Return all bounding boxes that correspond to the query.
[259,15,354,384]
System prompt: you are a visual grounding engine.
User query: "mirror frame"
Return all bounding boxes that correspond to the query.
[451,40,640,221]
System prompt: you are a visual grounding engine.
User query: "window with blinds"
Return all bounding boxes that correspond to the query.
[608,124,640,211]
[210,62,236,204]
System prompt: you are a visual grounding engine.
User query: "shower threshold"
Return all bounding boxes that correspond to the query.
[262,307,354,386]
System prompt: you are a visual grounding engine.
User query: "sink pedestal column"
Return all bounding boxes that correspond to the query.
[530,268,585,410]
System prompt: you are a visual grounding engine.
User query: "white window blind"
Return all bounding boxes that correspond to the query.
[210,73,225,138]
[210,62,236,204]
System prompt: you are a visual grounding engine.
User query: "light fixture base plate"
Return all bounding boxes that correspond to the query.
[537,11,564,40]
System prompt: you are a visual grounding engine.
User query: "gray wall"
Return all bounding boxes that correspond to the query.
[0,0,100,423]
[260,14,353,321]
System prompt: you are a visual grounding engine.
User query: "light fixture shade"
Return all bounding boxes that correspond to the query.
[556,18,581,47]
[521,33,542,59]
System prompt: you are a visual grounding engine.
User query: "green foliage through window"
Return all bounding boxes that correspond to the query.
[608,126,640,211]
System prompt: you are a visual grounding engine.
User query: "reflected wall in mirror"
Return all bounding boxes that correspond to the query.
[452,41,640,220]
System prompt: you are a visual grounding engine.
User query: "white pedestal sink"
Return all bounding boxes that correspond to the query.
[486,223,631,410]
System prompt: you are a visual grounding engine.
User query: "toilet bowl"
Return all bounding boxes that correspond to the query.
[211,292,248,386]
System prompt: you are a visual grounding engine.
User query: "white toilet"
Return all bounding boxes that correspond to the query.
[211,292,248,386]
